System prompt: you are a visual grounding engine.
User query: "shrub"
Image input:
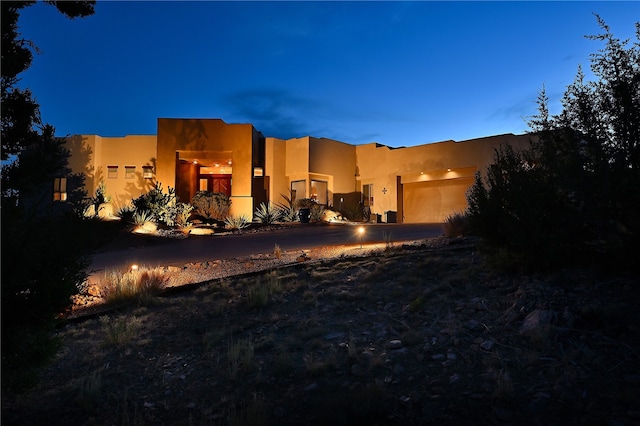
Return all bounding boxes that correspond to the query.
[175,202,194,228]
[191,191,231,221]
[100,315,141,347]
[132,182,177,227]
[310,204,325,222]
[295,198,316,209]
[93,179,111,206]
[102,268,167,305]
[1,212,89,392]
[467,18,639,271]
[443,211,470,237]
[254,202,281,224]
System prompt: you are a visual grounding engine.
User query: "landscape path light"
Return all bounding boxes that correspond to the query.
[358,226,365,248]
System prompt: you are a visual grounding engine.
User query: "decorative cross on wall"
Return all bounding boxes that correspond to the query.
[382,187,387,194]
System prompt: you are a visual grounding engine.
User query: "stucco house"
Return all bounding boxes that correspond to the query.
[64,118,531,223]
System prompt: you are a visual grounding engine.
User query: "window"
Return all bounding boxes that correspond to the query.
[107,166,118,179]
[53,177,67,201]
[363,183,373,206]
[290,180,306,202]
[142,165,154,179]
[125,166,135,179]
[310,180,328,205]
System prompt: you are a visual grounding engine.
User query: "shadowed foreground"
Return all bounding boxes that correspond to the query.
[3,238,639,425]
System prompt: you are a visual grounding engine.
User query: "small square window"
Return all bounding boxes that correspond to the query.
[53,177,67,201]
[107,166,118,179]
[125,166,135,179]
[142,165,154,179]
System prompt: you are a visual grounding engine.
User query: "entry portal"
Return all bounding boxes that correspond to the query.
[199,175,231,196]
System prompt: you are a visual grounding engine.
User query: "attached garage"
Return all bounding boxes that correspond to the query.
[402,177,474,223]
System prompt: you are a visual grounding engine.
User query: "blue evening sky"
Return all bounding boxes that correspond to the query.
[17,1,639,147]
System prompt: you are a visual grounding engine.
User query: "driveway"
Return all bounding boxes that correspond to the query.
[88,223,444,275]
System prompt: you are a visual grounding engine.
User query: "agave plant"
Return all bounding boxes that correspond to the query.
[224,215,250,231]
[132,209,155,226]
[254,202,282,225]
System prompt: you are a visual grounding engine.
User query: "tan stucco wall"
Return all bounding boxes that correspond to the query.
[156,118,259,218]
[309,138,357,196]
[264,136,358,207]
[265,137,289,205]
[65,134,157,207]
[356,133,532,219]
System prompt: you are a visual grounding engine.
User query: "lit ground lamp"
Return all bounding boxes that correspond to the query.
[358,226,365,248]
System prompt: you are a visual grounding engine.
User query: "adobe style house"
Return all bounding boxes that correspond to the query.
[64,118,531,223]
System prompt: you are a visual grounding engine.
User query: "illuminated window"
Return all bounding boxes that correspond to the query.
[125,166,135,179]
[142,165,154,179]
[53,177,67,201]
[363,183,373,206]
[291,180,306,202]
[310,180,328,205]
[107,166,118,179]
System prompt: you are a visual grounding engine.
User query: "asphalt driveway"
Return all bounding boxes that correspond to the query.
[88,223,444,275]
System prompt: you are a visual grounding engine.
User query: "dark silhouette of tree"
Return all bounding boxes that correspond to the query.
[467,16,639,271]
[1,0,96,393]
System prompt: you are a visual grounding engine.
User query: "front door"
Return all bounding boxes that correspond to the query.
[199,174,231,196]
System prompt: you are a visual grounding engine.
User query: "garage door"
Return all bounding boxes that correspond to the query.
[403,178,473,223]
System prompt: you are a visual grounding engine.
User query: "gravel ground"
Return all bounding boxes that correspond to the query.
[69,238,441,320]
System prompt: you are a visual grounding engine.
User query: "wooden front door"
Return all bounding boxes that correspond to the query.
[199,174,231,196]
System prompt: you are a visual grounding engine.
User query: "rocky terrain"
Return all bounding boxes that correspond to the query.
[3,236,639,425]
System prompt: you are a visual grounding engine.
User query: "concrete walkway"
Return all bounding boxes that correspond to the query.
[88,223,444,275]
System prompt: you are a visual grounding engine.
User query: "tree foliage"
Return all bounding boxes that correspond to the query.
[1,0,96,393]
[467,17,639,271]
[1,1,96,160]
